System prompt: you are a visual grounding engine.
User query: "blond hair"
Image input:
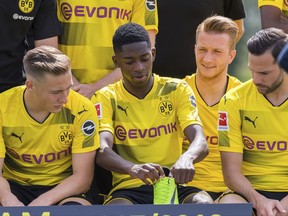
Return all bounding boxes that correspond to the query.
[196,15,239,50]
[23,46,70,80]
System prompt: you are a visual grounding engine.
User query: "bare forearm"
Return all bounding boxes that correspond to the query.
[72,75,80,86]
[262,22,288,33]
[96,147,134,174]
[0,176,24,206]
[91,68,122,91]
[30,174,92,206]
[260,6,288,33]
[147,30,156,47]
[185,138,208,163]
[224,172,261,204]
[73,68,122,98]
[184,124,209,163]
[0,177,12,201]
[234,19,244,43]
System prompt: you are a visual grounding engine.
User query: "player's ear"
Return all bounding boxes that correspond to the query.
[112,55,119,68]
[25,79,33,90]
[228,49,237,64]
[151,47,156,62]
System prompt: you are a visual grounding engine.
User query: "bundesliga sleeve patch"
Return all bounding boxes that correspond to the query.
[95,103,102,119]
[82,120,96,136]
[218,111,229,131]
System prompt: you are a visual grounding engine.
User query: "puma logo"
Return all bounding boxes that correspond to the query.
[244,116,258,128]
[78,106,88,115]
[224,95,231,105]
[11,132,24,143]
[117,105,128,116]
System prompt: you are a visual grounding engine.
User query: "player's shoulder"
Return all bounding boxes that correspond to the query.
[98,81,121,95]
[67,89,96,111]
[155,74,189,87]
[91,81,122,104]
[153,74,191,97]
[183,74,196,85]
[227,75,242,89]
[225,79,254,99]
[0,86,25,114]
[0,86,25,103]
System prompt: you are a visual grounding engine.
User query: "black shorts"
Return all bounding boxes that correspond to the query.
[206,191,223,201]
[257,190,288,200]
[8,180,94,206]
[218,189,288,216]
[226,189,288,201]
[105,184,202,204]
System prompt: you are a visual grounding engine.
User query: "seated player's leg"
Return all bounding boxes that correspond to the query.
[217,189,248,204]
[58,194,92,206]
[178,185,213,204]
[104,185,153,205]
[89,163,113,204]
[217,190,255,216]
[105,197,133,205]
[8,180,54,206]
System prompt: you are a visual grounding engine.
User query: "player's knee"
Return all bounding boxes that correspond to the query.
[105,198,133,205]
[183,191,213,204]
[218,193,247,204]
[58,197,92,206]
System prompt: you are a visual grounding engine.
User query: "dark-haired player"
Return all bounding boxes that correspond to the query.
[218,28,288,216]
[91,22,212,205]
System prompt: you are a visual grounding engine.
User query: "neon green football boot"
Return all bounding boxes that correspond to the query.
[153,177,179,204]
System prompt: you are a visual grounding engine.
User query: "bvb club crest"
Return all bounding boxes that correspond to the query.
[18,0,34,13]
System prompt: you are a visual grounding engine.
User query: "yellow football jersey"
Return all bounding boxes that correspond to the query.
[57,0,158,84]
[258,0,288,16]
[91,74,201,193]
[0,86,100,186]
[218,80,288,191]
[183,74,241,192]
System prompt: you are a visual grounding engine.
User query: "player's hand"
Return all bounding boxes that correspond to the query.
[128,163,165,185]
[171,155,195,184]
[28,194,53,206]
[275,210,288,216]
[1,193,25,206]
[72,84,96,99]
[254,196,286,216]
